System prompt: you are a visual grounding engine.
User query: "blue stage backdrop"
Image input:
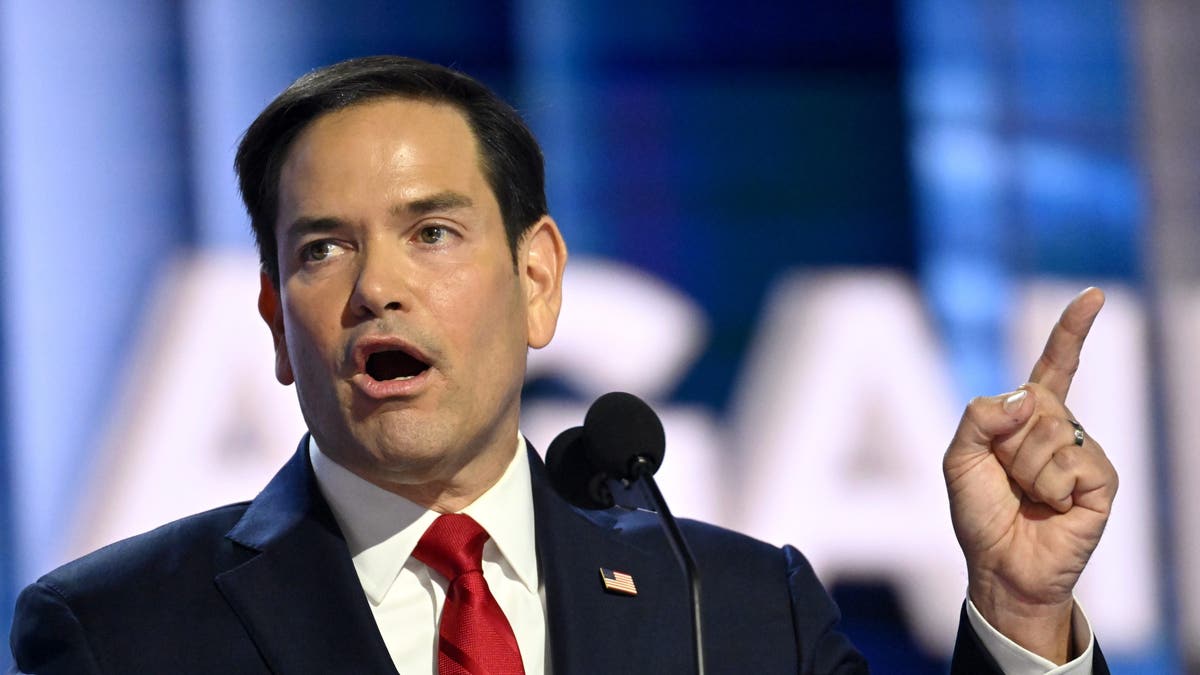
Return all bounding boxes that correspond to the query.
[0,1,1188,671]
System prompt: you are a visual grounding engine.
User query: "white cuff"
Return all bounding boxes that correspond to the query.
[965,598,1095,674]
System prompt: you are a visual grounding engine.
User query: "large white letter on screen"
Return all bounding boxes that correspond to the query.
[64,253,306,563]
[522,258,728,525]
[729,270,964,653]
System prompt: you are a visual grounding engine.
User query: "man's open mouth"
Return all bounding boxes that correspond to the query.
[364,350,430,381]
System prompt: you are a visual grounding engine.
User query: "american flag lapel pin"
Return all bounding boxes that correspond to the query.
[599,567,638,596]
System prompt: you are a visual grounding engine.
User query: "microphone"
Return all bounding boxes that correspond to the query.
[544,426,613,510]
[545,392,705,675]
[544,392,666,509]
[582,391,666,480]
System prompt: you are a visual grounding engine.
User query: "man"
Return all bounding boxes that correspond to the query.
[10,56,1116,673]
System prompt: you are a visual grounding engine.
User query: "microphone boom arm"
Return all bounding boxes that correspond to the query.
[630,457,705,675]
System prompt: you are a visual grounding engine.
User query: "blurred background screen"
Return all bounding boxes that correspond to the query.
[1,1,1197,671]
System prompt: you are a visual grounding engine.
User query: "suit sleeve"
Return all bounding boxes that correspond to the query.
[10,581,104,675]
[949,604,1006,674]
[782,545,869,674]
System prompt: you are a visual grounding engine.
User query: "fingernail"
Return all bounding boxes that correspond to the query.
[1003,389,1028,413]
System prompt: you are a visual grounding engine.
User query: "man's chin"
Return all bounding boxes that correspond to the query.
[345,432,450,476]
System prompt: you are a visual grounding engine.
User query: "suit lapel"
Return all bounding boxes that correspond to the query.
[215,440,398,674]
[212,439,692,673]
[529,448,693,673]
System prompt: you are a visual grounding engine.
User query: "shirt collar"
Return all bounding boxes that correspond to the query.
[309,435,539,605]
[460,436,539,595]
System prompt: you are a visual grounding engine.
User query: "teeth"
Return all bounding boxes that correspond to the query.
[396,375,415,381]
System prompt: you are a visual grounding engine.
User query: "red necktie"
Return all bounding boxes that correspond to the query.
[413,514,526,675]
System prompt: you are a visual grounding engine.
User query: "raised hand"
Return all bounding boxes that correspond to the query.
[943,287,1118,663]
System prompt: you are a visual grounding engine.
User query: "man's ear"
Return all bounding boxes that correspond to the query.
[258,272,295,385]
[519,216,568,349]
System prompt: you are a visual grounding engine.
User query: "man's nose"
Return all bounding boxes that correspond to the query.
[349,243,412,318]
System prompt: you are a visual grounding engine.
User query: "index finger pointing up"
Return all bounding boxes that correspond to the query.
[1029,287,1105,401]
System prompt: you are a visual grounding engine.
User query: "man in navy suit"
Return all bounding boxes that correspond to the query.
[10,56,1115,673]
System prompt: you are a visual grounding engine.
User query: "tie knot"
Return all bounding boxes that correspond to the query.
[413,513,490,582]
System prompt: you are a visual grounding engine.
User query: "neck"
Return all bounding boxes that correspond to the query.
[315,433,521,513]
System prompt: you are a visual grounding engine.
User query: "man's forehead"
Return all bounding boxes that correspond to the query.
[278,98,487,190]
[274,98,497,233]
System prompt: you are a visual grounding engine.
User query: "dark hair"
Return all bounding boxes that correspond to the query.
[235,55,548,286]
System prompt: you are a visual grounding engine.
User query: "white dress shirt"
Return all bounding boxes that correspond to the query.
[310,436,547,675]
[968,598,1095,674]
[310,435,1093,673]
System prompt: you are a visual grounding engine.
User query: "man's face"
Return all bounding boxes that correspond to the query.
[259,98,564,502]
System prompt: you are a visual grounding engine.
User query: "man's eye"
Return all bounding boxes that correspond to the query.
[418,226,447,245]
[300,240,341,262]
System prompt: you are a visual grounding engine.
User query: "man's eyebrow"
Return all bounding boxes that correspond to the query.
[393,191,474,217]
[282,216,346,242]
[280,192,473,241]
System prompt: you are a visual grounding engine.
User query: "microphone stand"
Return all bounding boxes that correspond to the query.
[630,456,705,675]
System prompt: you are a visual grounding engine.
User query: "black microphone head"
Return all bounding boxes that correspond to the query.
[582,391,665,479]
[545,426,614,510]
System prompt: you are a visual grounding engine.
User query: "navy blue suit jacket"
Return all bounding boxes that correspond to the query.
[9,439,1102,673]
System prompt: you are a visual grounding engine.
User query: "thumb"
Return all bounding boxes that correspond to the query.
[947,388,1036,458]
